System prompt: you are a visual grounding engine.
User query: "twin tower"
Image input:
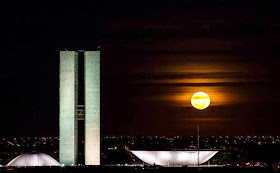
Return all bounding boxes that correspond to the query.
[59,51,100,165]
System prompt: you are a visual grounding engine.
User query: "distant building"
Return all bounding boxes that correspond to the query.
[59,51,100,165]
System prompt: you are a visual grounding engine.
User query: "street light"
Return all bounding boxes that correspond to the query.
[191,92,210,172]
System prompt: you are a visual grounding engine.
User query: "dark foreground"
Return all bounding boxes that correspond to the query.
[1,167,280,173]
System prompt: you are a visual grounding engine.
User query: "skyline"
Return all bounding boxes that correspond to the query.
[1,1,280,137]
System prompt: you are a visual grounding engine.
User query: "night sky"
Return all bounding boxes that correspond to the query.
[1,0,280,137]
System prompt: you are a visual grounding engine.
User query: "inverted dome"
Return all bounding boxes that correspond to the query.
[131,150,218,166]
[6,153,61,167]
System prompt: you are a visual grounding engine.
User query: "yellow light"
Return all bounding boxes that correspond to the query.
[191,92,210,110]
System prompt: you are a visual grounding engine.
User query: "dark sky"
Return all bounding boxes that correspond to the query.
[1,0,280,137]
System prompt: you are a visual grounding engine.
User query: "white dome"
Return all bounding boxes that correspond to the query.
[6,153,61,167]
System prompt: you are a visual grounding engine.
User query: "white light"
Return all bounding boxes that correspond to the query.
[159,152,171,160]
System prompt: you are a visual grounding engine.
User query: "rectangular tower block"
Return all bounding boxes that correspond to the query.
[59,51,78,165]
[84,51,100,165]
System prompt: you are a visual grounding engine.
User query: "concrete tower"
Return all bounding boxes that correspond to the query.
[59,51,100,165]
[84,51,100,165]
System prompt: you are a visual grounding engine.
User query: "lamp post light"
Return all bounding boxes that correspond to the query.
[191,92,210,172]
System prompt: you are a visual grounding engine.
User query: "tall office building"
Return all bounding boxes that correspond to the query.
[59,51,100,165]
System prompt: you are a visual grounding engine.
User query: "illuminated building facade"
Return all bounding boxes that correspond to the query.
[59,51,100,165]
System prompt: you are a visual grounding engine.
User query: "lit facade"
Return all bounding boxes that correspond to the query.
[59,51,100,165]
[131,150,218,166]
[85,51,100,165]
[59,51,78,165]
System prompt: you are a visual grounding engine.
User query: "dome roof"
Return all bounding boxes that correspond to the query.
[6,153,61,167]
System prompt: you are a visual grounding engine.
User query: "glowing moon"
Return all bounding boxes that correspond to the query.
[191,92,210,110]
